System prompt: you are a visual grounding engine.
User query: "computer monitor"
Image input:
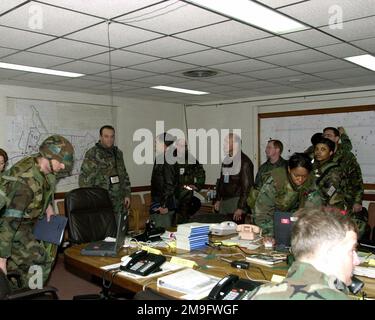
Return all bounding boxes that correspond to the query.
[273,211,296,252]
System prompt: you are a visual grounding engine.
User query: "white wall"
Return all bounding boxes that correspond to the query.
[0,84,184,187]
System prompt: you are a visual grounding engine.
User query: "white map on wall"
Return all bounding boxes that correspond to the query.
[5,98,115,192]
[260,110,375,184]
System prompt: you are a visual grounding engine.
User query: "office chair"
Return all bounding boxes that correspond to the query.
[0,270,58,300]
[64,187,130,300]
[65,187,117,244]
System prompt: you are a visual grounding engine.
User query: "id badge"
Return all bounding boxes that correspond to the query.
[110,175,120,184]
[224,174,230,183]
[180,168,185,175]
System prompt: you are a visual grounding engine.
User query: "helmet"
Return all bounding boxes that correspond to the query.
[39,135,74,174]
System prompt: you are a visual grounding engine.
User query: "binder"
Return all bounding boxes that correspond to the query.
[33,215,68,245]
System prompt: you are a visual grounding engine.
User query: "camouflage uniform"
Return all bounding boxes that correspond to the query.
[0,135,74,289]
[248,261,351,300]
[79,142,131,216]
[253,167,319,236]
[175,152,206,224]
[247,157,287,209]
[312,160,346,210]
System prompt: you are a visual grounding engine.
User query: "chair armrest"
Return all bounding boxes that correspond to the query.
[6,286,58,300]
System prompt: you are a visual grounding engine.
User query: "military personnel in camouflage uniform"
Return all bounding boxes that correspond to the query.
[79,125,131,216]
[248,208,359,300]
[0,135,74,289]
[323,127,365,236]
[0,148,8,174]
[312,137,346,210]
[254,153,319,240]
[174,139,206,224]
[247,140,287,209]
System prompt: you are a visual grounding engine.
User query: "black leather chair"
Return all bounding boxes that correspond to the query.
[65,187,117,244]
[64,187,130,300]
[0,270,58,300]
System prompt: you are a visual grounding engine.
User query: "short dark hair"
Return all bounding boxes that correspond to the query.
[310,132,323,145]
[288,153,312,172]
[323,127,340,137]
[157,132,176,147]
[291,208,357,260]
[268,139,283,154]
[313,137,335,152]
[100,125,115,136]
[0,148,8,163]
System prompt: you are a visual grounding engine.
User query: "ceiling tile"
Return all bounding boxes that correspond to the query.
[289,59,355,73]
[173,49,244,66]
[115,1,227,35]
[0,46,18,58]
[223,37,305,58]
[283,29,340,47]
[94,68,156,81]
[210,59,276,73]
[2,51,73,67]
[0,69,26,79]
[37,0,160,19]
[175,20,271,48]
[84,49,159,68]
[55,78,105,88]
[166,80,216,90]
[351,37,375,53]
[131,75,187,85]
[30,38,107,59]
[269,74,323,84]
[256,86,302,95]
[319,16,375,41]
[314,67,374,80]
[232,80,279,89]
[280,0,375,27]
[0,25,54,50]
[0,0,26,14]
[242,67,301,80]
[67,21,162,48]
[203,85,243,93]
[52,60,116,75]
[260,49,331,66]
[132,59,196,73]
[0,1,103,37]
[203,74,256,85]
[292,80,344,90]
[336,75,375,86]
[317,43,368,58]
[125,37,208,58]
[256,0,304,8]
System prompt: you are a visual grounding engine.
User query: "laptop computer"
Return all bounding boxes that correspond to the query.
[274,211,296,252]
[80,212,128,257]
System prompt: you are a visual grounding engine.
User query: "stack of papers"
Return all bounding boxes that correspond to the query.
[354,266,375,279]
[157,268,219,298]
[246,254,285,266]
[176,223,210,251]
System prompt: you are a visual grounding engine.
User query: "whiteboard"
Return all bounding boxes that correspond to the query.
[259,107,375,186]
[5,98,115,192]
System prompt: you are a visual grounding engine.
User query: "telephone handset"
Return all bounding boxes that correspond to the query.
[120,250,166,276]
[208,274,261,300]
[236,224,262,240]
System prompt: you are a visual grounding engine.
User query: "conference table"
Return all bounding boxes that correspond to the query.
[64,242,375,299]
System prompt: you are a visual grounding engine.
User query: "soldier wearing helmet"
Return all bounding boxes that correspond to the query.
[0,135,74,289]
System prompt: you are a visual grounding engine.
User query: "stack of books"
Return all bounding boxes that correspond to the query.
[176,222,210,251]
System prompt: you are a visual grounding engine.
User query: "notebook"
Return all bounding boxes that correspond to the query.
[274,211,296,251]
[33,215,68,245]
[80,212,128,257]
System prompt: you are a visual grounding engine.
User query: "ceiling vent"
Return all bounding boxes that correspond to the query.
[182,70,218,78]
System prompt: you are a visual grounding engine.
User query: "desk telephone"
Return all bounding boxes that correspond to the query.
[236,224,261,240]
[207,274,261,300]
[120,250,166,276]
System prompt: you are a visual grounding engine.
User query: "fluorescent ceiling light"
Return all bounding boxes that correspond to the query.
[0,62,84,77]
[186,0,307,34]
[344,54,375,72]
[151,85,209,95]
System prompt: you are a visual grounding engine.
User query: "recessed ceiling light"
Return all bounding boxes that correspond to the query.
[186,0,307,34]
[183,70,218,78]
[344,54,375,72]
[0,62,84,77]
[151,85,209,95]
